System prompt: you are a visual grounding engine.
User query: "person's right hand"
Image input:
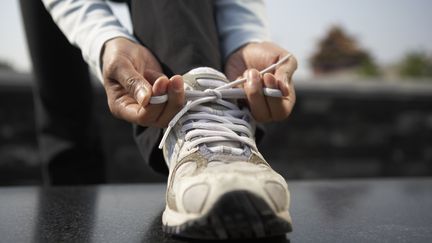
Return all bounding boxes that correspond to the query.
[101,37,185,128]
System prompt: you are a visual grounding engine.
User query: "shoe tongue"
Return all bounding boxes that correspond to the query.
[184,67,231,111]
[183,67,229,91]
[182,67,244,153]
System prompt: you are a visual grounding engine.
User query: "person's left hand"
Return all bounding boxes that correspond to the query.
[224,42,297,122]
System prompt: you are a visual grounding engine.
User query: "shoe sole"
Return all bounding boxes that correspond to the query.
[163,190,292,240]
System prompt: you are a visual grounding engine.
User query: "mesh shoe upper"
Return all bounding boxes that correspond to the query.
[161,67,290,225]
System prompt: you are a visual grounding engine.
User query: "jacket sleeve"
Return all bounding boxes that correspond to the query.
[214,0,271,59]
[42,0,137,81]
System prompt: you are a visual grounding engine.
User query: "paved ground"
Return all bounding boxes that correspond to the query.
[1,178,431,242]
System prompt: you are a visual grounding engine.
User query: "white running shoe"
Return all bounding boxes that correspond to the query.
[160,67,292,239]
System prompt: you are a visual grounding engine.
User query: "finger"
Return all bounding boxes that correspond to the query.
[263,72,290,98]
[274,55,298,96]
[263,73,293,121]
[121,102,163,127]
[142,75,170,123]
[152,75,169,95]
[104,82,147,124]
[144,69,167,85]
[134,103,166,127]
[106,76,170,127]
[156,75,185,127]
[104,58,152,106]
[134,76,171,126]
[262,72,278,89]
[244,69,271,122]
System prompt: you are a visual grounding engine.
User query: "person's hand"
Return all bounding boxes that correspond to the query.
[101,37,184,128]
[224,42,297,122]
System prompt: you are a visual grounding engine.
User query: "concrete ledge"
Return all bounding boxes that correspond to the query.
[1,72,431,184]
[295,79,432,98]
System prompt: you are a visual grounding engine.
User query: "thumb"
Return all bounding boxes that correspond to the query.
[274,55,298,83]
[274,55,298,96]
[104,58,152,106]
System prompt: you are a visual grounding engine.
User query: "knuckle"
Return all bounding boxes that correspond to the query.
[125,77,138,93]
[103,57,121,78]
[289,55,298,70]
[125,76,144,95]
[107,101,120,118]
[247,88,262,97]
[105,92,119,117]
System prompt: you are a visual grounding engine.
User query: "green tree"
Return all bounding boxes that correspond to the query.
[358,58,380,77]
[399,52,432,78]
[311,25,379,77]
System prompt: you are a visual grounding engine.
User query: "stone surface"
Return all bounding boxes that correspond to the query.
[1,178,431,242]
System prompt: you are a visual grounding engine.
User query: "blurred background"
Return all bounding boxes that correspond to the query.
[0,0,431,185]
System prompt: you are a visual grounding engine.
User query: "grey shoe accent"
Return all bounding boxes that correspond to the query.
[161,67,292,239]
[265,181,289,212]
[183,73,229,91]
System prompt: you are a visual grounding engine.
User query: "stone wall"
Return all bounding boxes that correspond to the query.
[260,80,432,179]
[0,71,431,184]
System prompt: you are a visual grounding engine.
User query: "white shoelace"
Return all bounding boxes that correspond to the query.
[153,54,293,150]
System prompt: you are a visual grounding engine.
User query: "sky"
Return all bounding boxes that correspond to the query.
[0,0,431,79]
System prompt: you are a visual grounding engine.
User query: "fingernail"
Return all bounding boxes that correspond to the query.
[172,76,183,92]
[155,76,168,94]
[136,88,147,105]
[264,73,276,88]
